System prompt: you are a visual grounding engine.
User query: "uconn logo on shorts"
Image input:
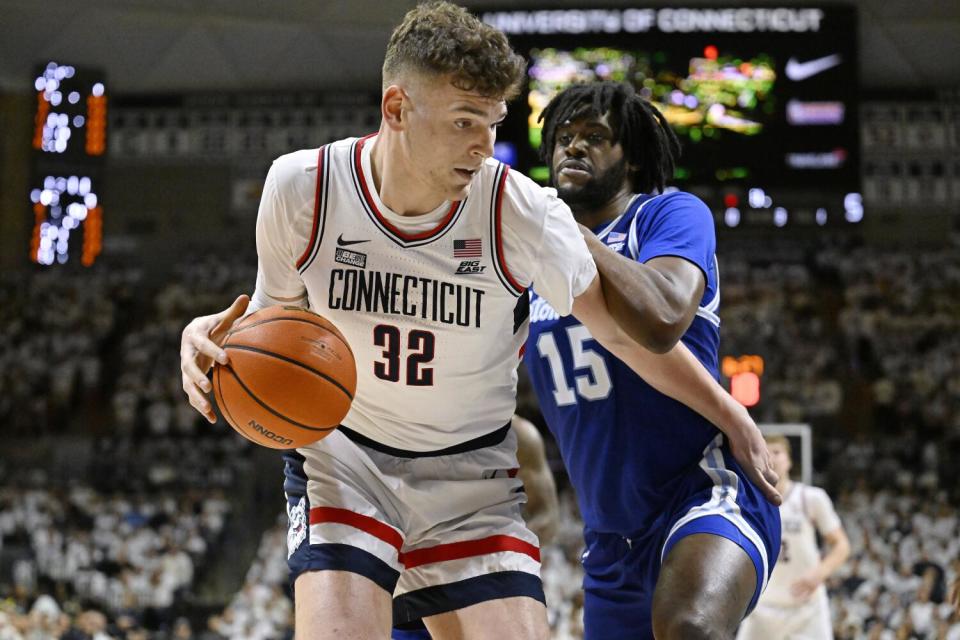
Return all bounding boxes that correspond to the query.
[287,497,307,559]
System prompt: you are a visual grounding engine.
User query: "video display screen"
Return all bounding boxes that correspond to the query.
[484,7,859,191]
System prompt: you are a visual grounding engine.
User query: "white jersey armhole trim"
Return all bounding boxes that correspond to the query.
[297,144,330,275]
[488,163,525,298]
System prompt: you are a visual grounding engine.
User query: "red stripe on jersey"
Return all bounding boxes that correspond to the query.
[518,343,526,359]
[309,507,404,552]
[296,145,326,269]
[494,167,524,293]
[399,534,540,569]
[355,136,460,242]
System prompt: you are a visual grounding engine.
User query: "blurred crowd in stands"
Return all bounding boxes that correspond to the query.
[113,258,255,441]
[0,481,229,640]
[1,236,959,638]
[0,267,141,436]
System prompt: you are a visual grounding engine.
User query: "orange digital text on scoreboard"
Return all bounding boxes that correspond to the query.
[86,94,107,156]
[32,91,49,150]
[721,355,764,407]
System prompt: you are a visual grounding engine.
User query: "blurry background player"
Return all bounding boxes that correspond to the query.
[513,415,560,546]
[737,435,851,640]
[524,81,782,640]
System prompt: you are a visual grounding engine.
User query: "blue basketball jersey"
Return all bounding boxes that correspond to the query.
[525,191,722,536]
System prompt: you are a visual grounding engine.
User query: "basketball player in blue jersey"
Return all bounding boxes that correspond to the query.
[525,82,783,639]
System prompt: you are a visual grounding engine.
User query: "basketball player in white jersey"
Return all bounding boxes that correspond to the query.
[179,4,779,638]
[738,435,850,640]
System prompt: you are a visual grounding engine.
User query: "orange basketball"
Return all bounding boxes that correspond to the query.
[213,306,356,449]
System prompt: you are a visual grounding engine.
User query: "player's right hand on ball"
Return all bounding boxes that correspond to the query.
[180,294,250,423]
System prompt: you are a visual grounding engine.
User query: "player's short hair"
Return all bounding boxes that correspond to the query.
[382,1,525,100]
[538,82,682,194]
[764,434,792,457]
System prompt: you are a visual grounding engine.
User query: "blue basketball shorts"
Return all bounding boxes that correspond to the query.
[581,435,782,640]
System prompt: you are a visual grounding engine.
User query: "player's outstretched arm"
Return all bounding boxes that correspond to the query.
[572,277,781,505]
[179,294,250,423]
[513,415,559,545]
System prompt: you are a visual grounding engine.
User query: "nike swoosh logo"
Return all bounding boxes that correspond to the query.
[785,54,842,81]
[337,234,369,247]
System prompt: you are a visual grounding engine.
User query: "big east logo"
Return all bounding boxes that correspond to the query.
[456,260,485,275]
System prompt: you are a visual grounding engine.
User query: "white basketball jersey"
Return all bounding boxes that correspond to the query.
[251,135,596,451]
[761,482,842,607]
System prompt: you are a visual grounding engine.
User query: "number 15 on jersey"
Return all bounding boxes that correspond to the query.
[536,325,612,406]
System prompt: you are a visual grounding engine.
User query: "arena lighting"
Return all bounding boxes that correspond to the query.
[721,355,764,407]
[33,62,107,158]
[773,206,788,227]
[844,192,863,223]
[29,174,102,265]
[748,187,773,209]
[724,207,741,227]
[731,372,761,407]
[29,61,106,266]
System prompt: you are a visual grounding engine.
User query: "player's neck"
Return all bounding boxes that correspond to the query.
[571,188,636,231]
[369,130,446,216]
[778,477,794,496]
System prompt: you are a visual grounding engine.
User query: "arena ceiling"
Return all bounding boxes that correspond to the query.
[0,0,958,94]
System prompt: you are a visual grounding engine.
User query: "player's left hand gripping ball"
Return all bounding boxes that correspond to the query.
[213,306,357,449]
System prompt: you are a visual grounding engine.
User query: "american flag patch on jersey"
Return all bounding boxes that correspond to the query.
[454,239,482,258]
[607,231,627,242]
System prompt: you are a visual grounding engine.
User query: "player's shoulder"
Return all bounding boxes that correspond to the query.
[804,484,835,505]
[269,147,322,189]
[637,190,711,219]
[271,138,357,180]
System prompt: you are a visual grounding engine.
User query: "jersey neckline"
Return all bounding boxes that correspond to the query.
[352,134,465,247]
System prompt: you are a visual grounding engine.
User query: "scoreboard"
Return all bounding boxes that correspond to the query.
[28,61,107,266]
[482,6,862,225]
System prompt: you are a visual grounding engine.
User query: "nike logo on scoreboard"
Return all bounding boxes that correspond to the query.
[785,54,842,81]
[337,234,370,247]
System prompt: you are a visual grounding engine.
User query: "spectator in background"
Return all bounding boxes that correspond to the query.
[739,435,850,640]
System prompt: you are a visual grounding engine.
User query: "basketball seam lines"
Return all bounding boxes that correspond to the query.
[227,316,355,360]
[213,368,240,436]
[224,363,341,433]
[224,343,354,401]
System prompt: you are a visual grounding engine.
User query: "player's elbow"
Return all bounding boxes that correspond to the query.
[649,326,684,353]
[837,533,852,562]
[639,316,688,354]
[613,322,673,354]
[647,301,699,352]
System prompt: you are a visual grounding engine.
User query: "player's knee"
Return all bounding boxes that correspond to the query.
[652,608,731,640]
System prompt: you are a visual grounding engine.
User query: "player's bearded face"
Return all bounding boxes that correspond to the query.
[400,74,506,202]
[554,155,628,210]
[550,112,630,212]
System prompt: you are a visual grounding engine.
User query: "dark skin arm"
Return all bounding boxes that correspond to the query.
[582,228,704,354]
